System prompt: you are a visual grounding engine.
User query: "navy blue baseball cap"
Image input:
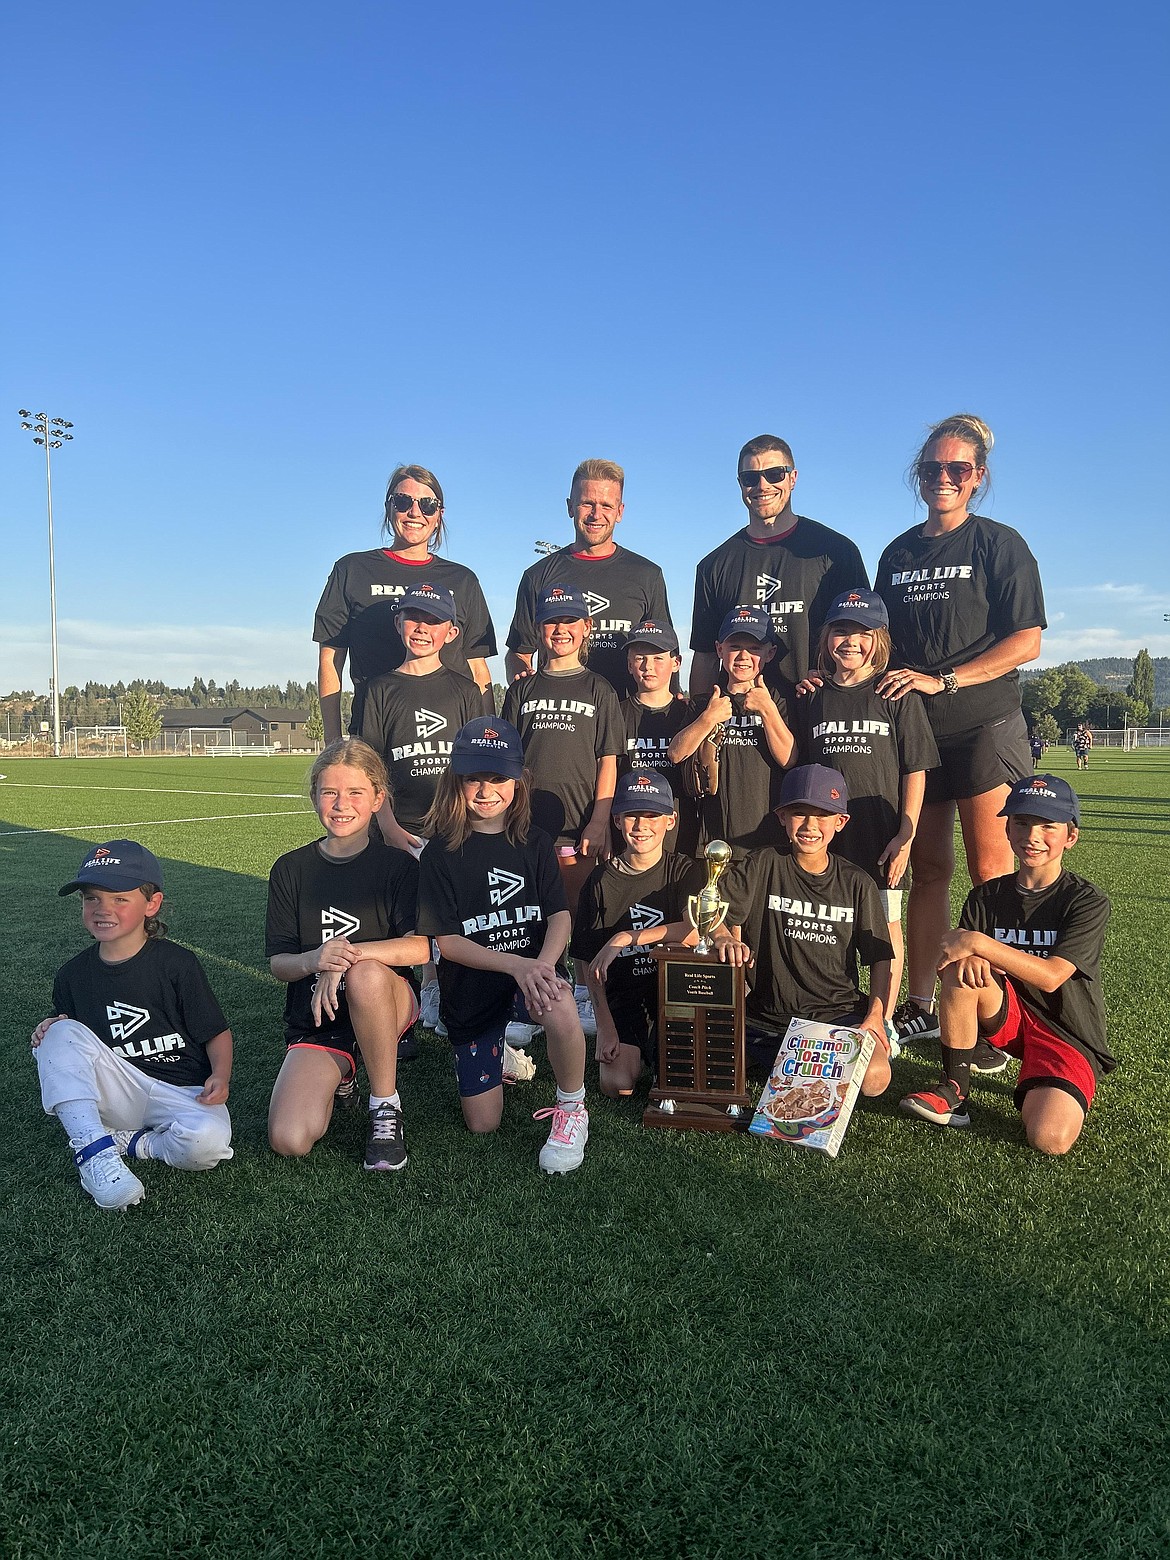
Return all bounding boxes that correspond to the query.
[826,589,889,631]
[536,585,591,623]
[624,618,680,654]
[999,773,1080,825]
[450,717,526,779]
[717,604,773,643]
[779,764,850,814]
[395,582,458,622]
[60,839,165,895]
[612,770,676,816]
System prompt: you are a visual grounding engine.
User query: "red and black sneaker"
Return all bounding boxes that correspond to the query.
[900,1077,971,1128]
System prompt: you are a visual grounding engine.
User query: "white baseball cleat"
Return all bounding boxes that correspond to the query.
[503,1042,536,1084]
[74,1135,146,1210]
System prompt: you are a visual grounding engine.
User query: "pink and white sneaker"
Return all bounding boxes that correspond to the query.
[534,1103,589,1175]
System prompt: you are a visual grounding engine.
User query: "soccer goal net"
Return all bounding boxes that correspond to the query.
[68,726,129,758]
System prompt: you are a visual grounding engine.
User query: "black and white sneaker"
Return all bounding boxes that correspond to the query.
[363,1103,407,1172]
[970,1038,1011,1075]
[891,999,941,1046]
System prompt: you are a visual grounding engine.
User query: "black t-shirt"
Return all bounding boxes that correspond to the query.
[723,849,894,1029]
[265,837,421,1045]
[571,854,706,1011]
[690,521,870,686]
[683,683,792,854]
[960,870,1113,1074]
[619,694,699,855]
[358,666,484,834]
[416,828,569,1044]
[875,515,1046,737]
[501,668,624,846]
[52,939,228,1087]
[795,679,939,880]
[507,545,670,695]
[313,549,496,725]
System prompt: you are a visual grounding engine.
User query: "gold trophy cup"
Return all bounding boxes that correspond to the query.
[686,838,732,954]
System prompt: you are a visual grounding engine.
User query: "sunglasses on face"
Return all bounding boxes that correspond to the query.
[390,492,441,516]
[738,466,794,488]
[917,461,975,485]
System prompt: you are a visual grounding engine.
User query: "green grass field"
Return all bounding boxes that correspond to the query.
[2,752,1168,1559]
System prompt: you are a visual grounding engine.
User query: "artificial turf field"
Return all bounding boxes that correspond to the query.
[1,752,1167,1560]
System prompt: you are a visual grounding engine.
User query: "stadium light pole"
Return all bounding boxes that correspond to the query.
[18,410,74,756]
[534,540,559,557]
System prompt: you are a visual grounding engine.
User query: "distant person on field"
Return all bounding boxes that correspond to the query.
[31,840,234,1211]
[1029,731,1045,766]
[1073,723,1093,770]
[900,775,1112,1154]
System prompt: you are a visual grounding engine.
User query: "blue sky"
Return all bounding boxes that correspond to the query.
[4,0,1167,695]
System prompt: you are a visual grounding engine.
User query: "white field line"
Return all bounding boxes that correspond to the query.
[0,809,314,837]
[1,782,304,799]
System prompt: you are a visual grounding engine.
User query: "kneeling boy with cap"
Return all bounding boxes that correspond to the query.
[717,764,894,1100]
[901,774,1112,1153]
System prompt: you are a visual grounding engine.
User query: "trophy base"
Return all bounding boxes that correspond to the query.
[643,1093,751,1134]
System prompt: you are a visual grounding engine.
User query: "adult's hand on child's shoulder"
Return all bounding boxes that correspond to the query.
[31,1015,67,1048]
[794,673,824,698]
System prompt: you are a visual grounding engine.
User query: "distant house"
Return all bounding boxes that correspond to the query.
[159,707,312,751]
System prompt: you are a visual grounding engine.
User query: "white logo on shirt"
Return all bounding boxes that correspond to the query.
[582,590,610,618]
[629,903,665,932]
[322,906,361,940]
[415,708,447,740]
[107,1001,150,1041]
[756,573,783,602]
[488,868,526,906]
[370,584,408,598]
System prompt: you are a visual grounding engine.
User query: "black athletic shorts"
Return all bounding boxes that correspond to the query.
[608,991,658,1070]
[925,708,1032,805]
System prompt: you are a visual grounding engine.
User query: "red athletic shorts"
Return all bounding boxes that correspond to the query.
[981,979,1097,1115]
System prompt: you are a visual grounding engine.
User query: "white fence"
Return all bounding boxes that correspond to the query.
[1064,726,1170,749]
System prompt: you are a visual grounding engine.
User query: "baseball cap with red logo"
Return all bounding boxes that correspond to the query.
[536,585,591,623]
[998,774,1080,825]
[59,839,165,895]
[717,604,773,642]
[826,589,889,631]
[450,717,526,779]
[624,618,680,654]
[395,583,458,623]
[778,764,850,815]
[612,770,676,817]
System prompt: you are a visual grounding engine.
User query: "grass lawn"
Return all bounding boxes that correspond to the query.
[1,751,1168,1558]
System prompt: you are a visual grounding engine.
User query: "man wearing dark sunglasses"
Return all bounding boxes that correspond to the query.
[506,458,671,696]
[689,435,869,695]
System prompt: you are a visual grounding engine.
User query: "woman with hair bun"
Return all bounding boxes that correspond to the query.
[313,463,497,744]
[874,415,1046,1047]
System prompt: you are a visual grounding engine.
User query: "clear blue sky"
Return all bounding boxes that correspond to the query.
[4,0,1167,695]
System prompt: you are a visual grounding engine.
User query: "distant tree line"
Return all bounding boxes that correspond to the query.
[0,677,334,742]
[1022,649,1164,743]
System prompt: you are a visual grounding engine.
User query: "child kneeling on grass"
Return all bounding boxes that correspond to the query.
[572,770,704,1098]
[717,765,894,1101]
[266,740,428,1173]
[416,718,590,1174]
[900,774,1112,1153]
[31,839,234,1212]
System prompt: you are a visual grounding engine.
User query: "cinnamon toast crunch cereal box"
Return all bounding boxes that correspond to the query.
[749,1018,875,1158]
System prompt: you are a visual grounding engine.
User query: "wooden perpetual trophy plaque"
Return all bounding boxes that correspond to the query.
[642,841,750,1133]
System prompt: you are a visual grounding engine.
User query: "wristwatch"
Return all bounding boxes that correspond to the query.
[939,669,959,695]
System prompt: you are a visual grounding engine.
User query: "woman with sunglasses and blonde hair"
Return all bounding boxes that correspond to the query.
[313,464,497,746]
[874,415,1046,1049]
